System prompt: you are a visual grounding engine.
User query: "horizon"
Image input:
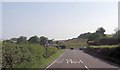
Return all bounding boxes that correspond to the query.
[1,32,116,41]
[2,2,118,40]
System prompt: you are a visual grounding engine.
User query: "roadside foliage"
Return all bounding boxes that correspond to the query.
[84,45,120,64]
[2,42,58,68]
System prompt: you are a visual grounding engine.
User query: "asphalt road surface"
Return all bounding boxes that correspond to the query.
[46,49,119,70]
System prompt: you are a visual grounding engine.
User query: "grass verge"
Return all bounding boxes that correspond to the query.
[14,49,65,70]
[90,45,118,48]
[39,49,65,68]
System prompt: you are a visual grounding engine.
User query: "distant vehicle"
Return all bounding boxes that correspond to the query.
[79,47,86,50]
[70,48,74,50]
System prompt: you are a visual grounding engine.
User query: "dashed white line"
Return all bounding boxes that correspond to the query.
[80,60,83,63]
[85,65,89,70]
[79,59,89,70]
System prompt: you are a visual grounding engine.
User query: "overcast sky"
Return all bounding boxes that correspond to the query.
[1,1,118,40]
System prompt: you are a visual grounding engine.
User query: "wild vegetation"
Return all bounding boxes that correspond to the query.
[62,27,120,50]
[84,45,120,64]
[77,27,120,46]
[2,27,120,68]
[78,27,120,64]
[2,36,64,68]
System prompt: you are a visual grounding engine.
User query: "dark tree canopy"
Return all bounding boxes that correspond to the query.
[10,38,18,42]
[39,36,48,45]
[113,30,120,38]
[28,35,39,44]
[96,27,105,34]
[48,40,53,44]
[78,27,106,41]
[17,36,27,44]
[78,32,91,39]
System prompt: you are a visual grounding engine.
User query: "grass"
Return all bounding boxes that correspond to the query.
[14,49,65,69]
[106,34,113,38]
[65,44,87,49]
[63,38,87,48]
[90,45,118,48]
[38,49,65,68]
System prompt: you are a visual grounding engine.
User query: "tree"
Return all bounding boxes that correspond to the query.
[113,29,120,38]
[3,40,13,43]
[28,35,39,44]
[87,33,95,41]
[96,27,105,35]
[39,36,48,46]
[94,27,106,39]
[56,41,59,44]
[17,36,27,44]
[48,40,53,44]
[10,38,18,43]
[78,32,91,39]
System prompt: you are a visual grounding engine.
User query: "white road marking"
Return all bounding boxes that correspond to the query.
[66,59,73,63]
[85,65,89,70]
[45,50,68,69]
[80,60,83,63]
[54,58,84,64]
[66,59,84,64]
[74,62,77,63]
[55,59,65,63]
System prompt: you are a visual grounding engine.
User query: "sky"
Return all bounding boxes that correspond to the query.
[0,2,2,40]
[1,1,118,40]
[1,0,120,2]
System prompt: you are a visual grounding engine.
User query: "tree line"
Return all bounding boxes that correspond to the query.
[78,27,120,45]
[2,36,59,68]
[3,36,53,46]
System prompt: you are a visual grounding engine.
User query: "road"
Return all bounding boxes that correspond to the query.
[46,49,119,70]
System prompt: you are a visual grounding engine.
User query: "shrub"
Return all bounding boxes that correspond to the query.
[43,46,57,58]
[2,42,44,68]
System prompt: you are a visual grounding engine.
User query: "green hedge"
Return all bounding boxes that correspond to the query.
[2,42,57,68]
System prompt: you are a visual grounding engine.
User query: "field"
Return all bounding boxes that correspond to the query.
[62,38,87,48]
[106,34,113,38]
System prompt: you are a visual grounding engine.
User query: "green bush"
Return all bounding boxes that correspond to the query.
[2,42,57,68]
[43,46,57,58]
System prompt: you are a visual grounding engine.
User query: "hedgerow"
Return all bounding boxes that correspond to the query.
[2,42,57,68]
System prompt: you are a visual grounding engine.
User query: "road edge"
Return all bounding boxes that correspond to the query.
[45,49,68,69]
